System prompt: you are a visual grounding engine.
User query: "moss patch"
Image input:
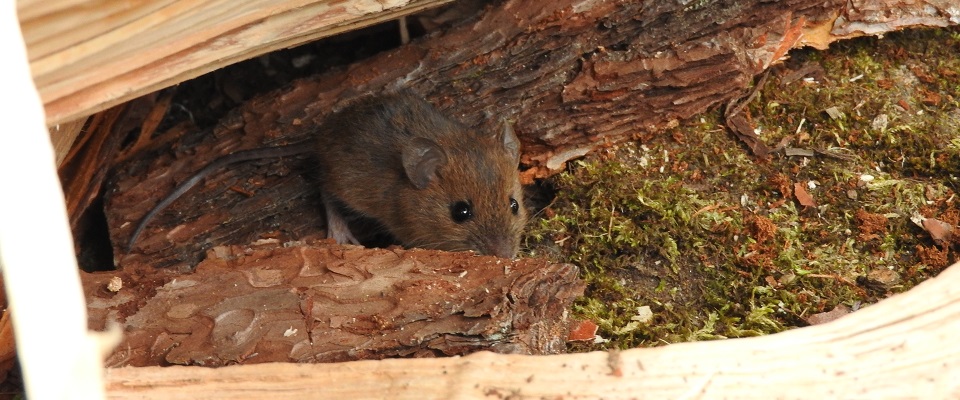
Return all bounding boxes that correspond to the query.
[524,27,960,350]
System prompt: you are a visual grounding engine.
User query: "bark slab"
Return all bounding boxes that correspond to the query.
[84,240,583,367]
[102,261,960,399]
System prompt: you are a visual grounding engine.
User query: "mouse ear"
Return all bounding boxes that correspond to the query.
[499,119,521,164]
[403,137,448,190]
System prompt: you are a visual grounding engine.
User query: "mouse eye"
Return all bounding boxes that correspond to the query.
[450,200,473,223]
[509,198,519,215]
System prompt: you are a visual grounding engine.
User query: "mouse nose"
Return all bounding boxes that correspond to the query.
[484,238,518,259]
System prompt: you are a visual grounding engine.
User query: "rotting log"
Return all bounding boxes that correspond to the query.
[84,240,584,366]
[104,0,960,269]
[19,0,454,127]
[103,261,960,399]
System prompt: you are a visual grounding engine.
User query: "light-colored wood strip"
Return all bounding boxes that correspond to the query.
[1,5,113,398]
[19,0,451,127]
[104,262,960,399]
[37,0,451,125]
[31,0,285,85]
[15,0,87,21]
[18,1,174,61]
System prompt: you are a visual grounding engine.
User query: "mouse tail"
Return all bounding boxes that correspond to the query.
[125,144,309,252]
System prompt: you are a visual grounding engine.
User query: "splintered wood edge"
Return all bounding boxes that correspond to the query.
[23,0,453,127]
[103,261,960,399]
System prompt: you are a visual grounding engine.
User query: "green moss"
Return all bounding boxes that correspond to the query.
[524,27,960,350]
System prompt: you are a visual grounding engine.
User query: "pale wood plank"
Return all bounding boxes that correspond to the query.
[18,1,175,60]
[1,6,112,398]
[18,0,452,127]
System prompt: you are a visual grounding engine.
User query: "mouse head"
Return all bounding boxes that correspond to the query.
[397,120,527,258]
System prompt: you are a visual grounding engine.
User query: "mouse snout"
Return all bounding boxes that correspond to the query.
[482,236,518,259]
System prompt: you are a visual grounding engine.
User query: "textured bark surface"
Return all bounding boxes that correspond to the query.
[104,262,960,399]
[84,240,583,367]
[103,0,959,269]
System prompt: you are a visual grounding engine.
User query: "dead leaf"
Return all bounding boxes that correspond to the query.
[794,182,816,207]
[921,90,942,106]
[921,217,954,246]
[806,305,851,325]
[780,63,825,86]
[567,319,598,342]
[925,184,939,202]
[726,113,771,157]
[770,135,794,153]
[824,106,844,120]
[764,275,779,288]
[725,73,772,157]
[862,268,902,292]
[897,98,911,111]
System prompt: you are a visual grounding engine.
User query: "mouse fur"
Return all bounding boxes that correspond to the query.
[127,90,527,258]
[315,90,527,258]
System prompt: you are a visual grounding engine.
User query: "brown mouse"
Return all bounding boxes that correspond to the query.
[127,90,527,258]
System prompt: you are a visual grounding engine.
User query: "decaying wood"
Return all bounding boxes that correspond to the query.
[58,95,165,234]
[104,0,960,269]
[103,261,960,399]
[83,240,583,367]
[19,0,454,127]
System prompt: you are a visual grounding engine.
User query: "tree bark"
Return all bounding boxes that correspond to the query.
[103,261,960,399]
[104,0,960,269]
[84,240,584,366]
